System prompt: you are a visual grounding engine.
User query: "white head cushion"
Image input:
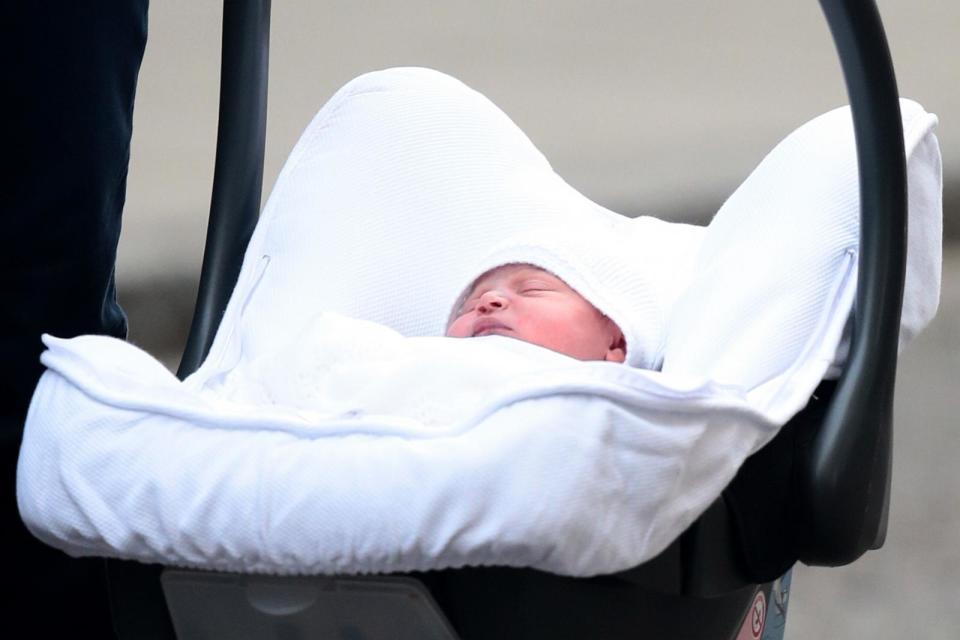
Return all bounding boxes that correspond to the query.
[661,99,941,393]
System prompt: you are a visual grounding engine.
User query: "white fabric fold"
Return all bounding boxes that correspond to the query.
[662,98,942,396]
[21,331,780,577]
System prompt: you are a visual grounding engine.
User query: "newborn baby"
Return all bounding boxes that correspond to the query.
[446,263,626,362]
[213,263,626,429]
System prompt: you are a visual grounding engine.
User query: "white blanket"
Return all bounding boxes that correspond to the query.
[23,329,783,577]
[213,312,587,431]
[16,68,942,578]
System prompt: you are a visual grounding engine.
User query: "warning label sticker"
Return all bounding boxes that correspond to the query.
[735,589,767,640]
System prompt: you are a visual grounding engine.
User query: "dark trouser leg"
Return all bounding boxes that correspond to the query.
[1,1,148,635]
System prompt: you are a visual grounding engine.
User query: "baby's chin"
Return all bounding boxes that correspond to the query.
[469,333,581,360]
[472,327,514,338]
[444,329,599,363]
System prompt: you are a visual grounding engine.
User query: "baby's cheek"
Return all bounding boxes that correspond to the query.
[446,316,469,338]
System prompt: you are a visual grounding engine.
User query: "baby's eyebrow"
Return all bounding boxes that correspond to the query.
[514,269,562,287]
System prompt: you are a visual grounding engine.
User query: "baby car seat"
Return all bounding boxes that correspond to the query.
[105,1,911,638]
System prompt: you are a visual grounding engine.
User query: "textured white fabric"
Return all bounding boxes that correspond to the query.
[214,311,581,430]
[662,99,941,421]
[16,68,942,578]
[186,67,705,387]
[22,332,777,577]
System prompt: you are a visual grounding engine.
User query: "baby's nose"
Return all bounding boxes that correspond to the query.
[477,290,508,313]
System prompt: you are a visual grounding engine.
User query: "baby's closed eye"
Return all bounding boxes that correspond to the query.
[519,280,557,293]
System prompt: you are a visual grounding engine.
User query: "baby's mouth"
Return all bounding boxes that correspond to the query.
[472,319,511,337]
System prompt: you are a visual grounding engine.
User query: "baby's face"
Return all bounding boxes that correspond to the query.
[446,264,625,362]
